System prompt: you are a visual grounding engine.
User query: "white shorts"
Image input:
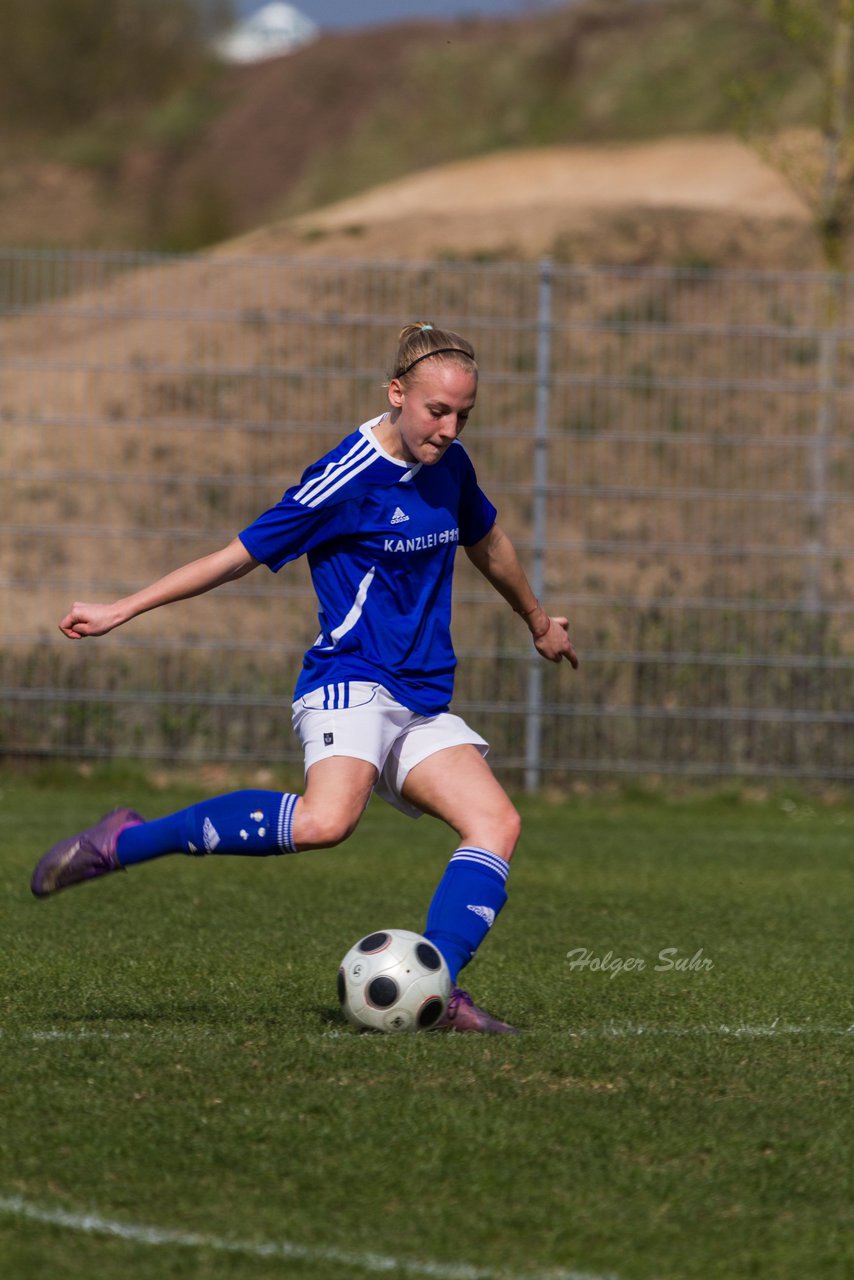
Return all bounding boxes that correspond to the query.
[291,681,488,819]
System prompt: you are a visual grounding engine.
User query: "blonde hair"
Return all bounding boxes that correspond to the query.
[390,322,477,384]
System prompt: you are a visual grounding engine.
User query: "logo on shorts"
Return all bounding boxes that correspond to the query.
[323,732,334,746]
[390,506,410,525]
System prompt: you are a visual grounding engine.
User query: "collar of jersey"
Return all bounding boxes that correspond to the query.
[359,416,422,482]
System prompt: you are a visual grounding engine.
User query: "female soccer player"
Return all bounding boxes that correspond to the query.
[31,323,578,1033]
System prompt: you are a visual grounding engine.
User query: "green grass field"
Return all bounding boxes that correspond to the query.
[1,765,851,1280]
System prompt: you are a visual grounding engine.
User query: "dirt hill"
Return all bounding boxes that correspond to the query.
[0,0,826,265]
[236,134,819,269]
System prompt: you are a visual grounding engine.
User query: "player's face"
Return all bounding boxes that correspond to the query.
[387,363,478,466]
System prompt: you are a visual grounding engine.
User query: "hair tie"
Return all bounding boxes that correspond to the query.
[420,324,433,330]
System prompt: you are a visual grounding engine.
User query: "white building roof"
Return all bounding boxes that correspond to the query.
[213,3,318,65]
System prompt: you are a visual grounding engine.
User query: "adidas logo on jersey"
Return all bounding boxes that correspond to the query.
[390,507,410,525]
[466,904,496,928]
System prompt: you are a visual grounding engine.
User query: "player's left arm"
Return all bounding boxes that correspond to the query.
[464,522,578,667]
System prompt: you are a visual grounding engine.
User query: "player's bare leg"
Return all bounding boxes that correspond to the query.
[401,744,521,860]
[291,756,378,850]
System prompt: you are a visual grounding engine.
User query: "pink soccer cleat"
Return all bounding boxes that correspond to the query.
[31,808,144,898]
[436,986,519,1035]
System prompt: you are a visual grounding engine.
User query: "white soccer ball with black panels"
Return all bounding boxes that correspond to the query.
[337,929,451,1032]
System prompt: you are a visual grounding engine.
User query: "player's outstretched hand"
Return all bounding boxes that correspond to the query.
[534,616,579,667]
[59,602,121,639]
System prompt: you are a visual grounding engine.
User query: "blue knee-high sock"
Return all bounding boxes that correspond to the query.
[116,790,299,865]
[424,847,509,984]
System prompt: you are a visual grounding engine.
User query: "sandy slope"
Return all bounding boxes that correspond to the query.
[292,136,810,230]
[227,134,819,267]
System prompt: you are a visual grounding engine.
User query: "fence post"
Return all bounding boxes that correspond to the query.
[525,257,553,794]
[804,272,840,618]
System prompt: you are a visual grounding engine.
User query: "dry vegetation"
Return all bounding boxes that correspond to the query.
[2,248,852,775]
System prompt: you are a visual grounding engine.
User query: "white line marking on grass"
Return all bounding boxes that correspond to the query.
[0,1195,619,1280]
[0,1029,131,1041]
[32,1030,133,1041]
[569,1020,854,1039]
[4,1022,853,1048]
[3,1023,852,1045]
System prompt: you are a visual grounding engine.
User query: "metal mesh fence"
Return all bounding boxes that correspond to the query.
[2,249,852,785]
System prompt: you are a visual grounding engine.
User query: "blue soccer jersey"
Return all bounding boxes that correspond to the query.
[238,415,497,714]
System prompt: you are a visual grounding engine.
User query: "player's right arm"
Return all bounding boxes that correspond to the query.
[59,537,260,639]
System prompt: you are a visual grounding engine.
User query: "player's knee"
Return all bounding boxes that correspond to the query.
[511,802,523,844]
[293,802,361,850]
[465,797,521,862]
[501,802,523,859]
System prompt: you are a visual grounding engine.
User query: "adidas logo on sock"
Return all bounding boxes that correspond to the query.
[390,507,410,525]
[202,817,221,852]
[466,904,496,928]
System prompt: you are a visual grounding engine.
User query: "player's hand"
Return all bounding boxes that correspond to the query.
[534,615,579,667]
[59,602,122,639]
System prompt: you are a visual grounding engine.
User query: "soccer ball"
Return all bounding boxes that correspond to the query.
[337,929,451,1032]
